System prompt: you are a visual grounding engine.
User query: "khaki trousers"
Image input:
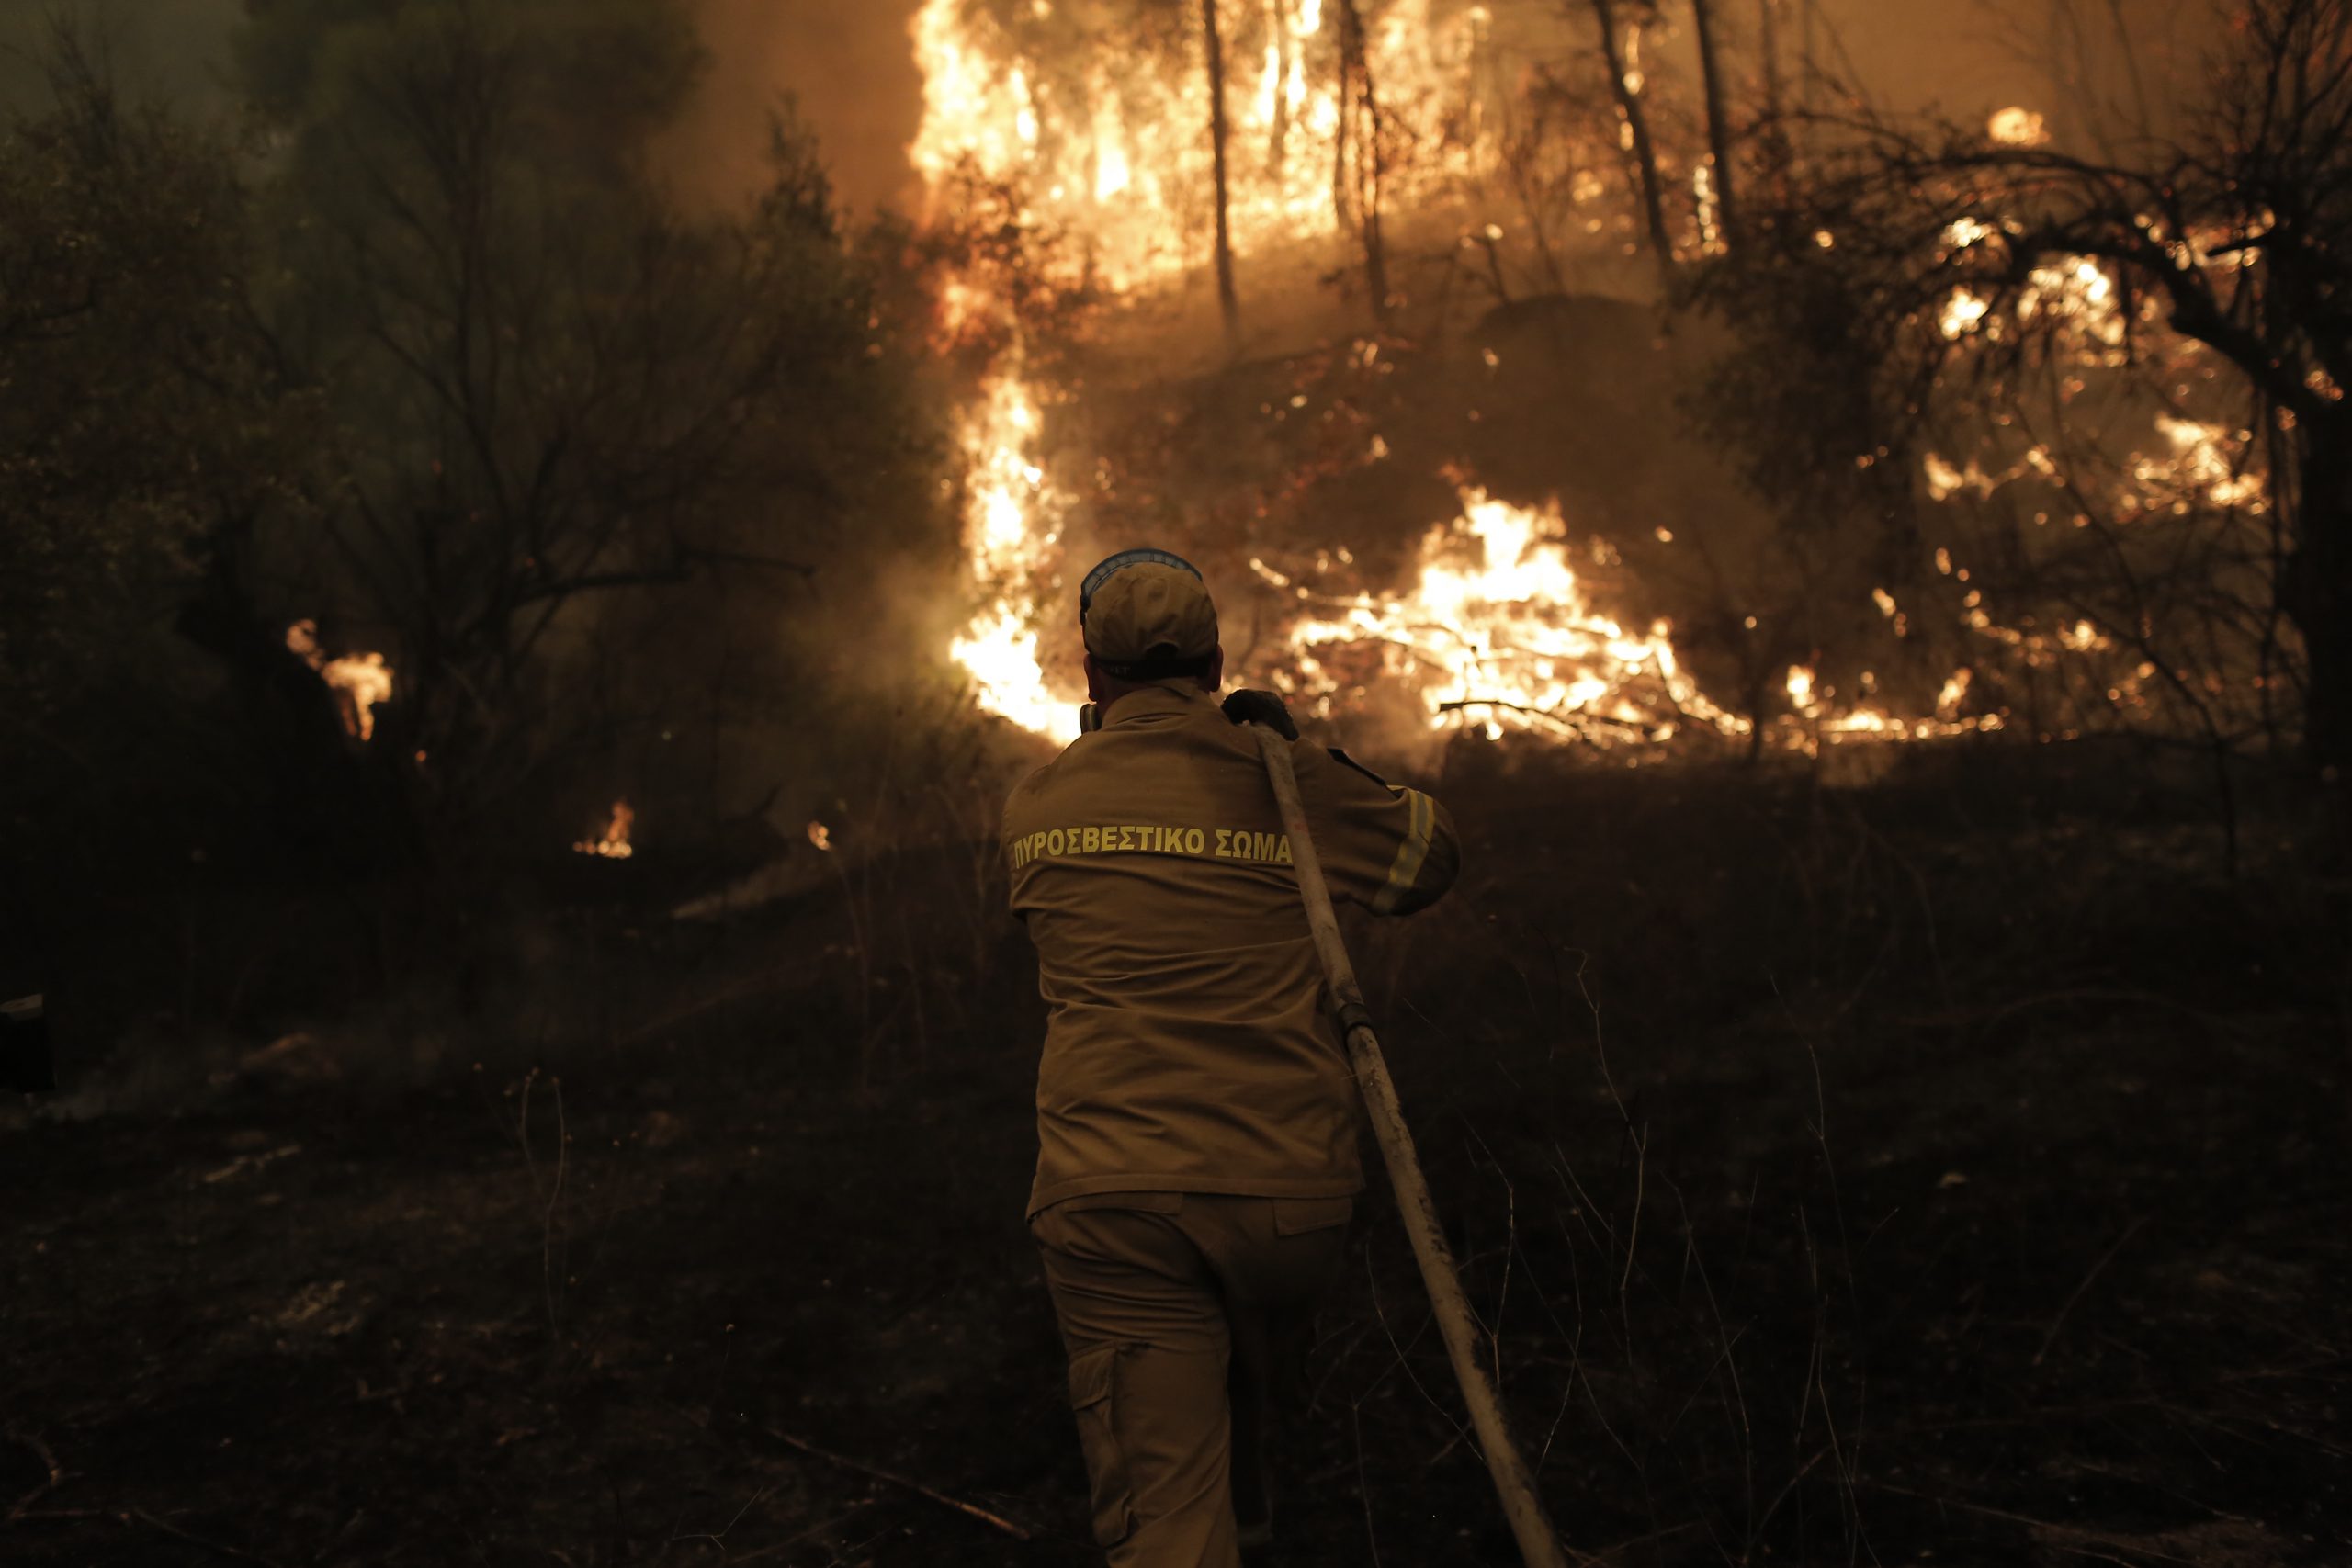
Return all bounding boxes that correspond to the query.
[1031,1191,1353,1567]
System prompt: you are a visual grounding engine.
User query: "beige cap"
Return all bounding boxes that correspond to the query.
[1082,561,1220,675]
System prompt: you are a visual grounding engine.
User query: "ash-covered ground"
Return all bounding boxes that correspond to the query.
[6,743,2346,1568]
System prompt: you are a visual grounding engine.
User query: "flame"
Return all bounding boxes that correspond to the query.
[575,801,636,860]
[946,366,1078,736]
[322,656,393,741]
[1988,107,2050,146]
[1932,233,2129,355]
[808,821,832,852]
[1942,216,2000,253]
[2145,415,2267,509]
[915,2,1725,745]
[2057,620,2109,652]
[1692,162,1721,254]
[1786,663,1819,716]
[1286,491,1738,740]
[953,608,1067,735]
[287,620,393,742]
[909,0,1492,292]
[2018,256,2125,347]
[1939,288,1992,340]
[911,4,2045,753]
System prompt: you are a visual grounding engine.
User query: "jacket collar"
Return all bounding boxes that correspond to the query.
[1102,682,1212,728]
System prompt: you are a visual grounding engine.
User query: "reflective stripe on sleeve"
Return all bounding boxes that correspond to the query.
[1370,788,1435,914]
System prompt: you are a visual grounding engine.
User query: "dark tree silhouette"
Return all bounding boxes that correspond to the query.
[1696,0,2352,778]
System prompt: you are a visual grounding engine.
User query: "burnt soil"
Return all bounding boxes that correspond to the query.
[4,745,2348,1568]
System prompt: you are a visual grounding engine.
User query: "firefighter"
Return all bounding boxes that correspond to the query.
[1003,548,1461,1565]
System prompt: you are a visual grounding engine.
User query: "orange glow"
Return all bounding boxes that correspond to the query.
[1988,107,2050,146]
[945,366,1076,736]
[1284,491,1740,741]
[910,0,1493,292]
[287,620,393,742]
[575,801,636,861]
[910,4,2082,753]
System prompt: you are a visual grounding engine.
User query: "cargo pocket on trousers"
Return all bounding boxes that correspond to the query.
[1272,1196,1355,1235]
[1067,1343,1134,1547]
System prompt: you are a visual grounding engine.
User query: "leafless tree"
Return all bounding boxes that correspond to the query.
[1334,0,1393,325]
[1692,0,1740,244]
[1839,0,2347,771]
[1586,0,1677,278]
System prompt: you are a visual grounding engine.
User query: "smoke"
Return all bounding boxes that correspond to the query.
[0,0,243,114]
[668,0,926,216]
[1774,0,2206,148]
[0,1,929,216]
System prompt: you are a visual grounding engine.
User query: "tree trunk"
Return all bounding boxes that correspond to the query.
[1589,0,1675,282]
[1692,0,1738,246]
[1332,13,1352,230]
[1335,0,1391,325]
[1203,0,1242,354]
[2287,416,2352,777]
[1756,0,1794,209]
[1799,0,1818,118]
[1270,0,1292,176]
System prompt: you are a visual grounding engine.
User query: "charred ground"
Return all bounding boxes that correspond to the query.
[5,742,2346,1568]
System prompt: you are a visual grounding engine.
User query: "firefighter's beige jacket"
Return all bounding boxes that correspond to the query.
[1003,682,1460,1217]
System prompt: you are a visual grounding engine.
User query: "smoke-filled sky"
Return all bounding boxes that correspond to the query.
[0,0,243,111]
[676,0,925,213]
[0,1,2208,215]
[0,0,931,211]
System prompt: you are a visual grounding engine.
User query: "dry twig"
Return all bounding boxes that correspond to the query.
[10,1502,285,1568]
[2035,1216,2151,1368]
[126,1509,286,1567]
[756,1427,1032,1541]
[1868,1482,2207,1566]
[3,1427,64,1520]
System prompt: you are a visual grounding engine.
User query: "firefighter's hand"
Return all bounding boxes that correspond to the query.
[1222,689,1298,740]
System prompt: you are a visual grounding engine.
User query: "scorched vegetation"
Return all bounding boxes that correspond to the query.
[2,2,2347,1566]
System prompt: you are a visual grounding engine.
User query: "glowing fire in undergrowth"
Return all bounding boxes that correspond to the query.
[287,620,394,742]
[1283,491,1738,741]
[575,801,636,861]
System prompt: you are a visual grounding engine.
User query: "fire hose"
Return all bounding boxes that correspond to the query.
[1247,722,1572,1568]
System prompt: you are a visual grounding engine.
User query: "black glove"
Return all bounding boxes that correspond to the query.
[1222,689,1298,740]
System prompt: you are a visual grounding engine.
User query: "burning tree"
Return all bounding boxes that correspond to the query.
[912,0,1519,307]
[1696,0,2351,776]
[915,0,1768,740]
[897,0,2341,788]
